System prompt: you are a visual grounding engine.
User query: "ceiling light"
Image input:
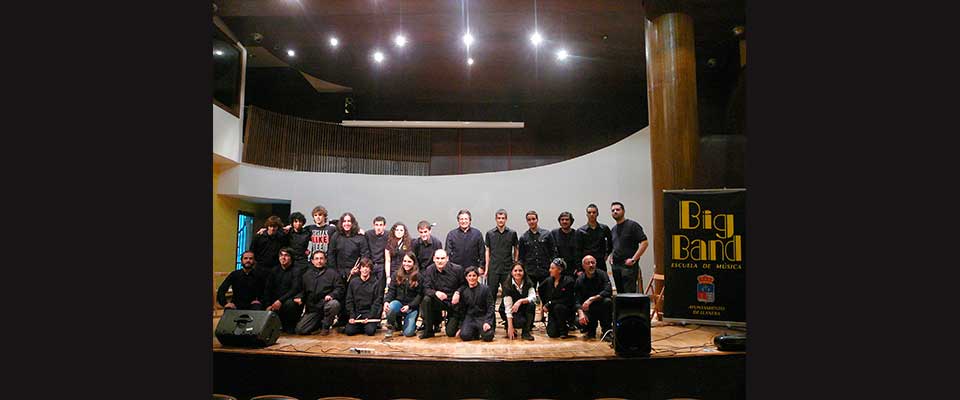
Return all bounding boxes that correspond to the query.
[467,58,474,65]
[462,32,474,48]
[213,49,224,56]
[530,32,543,46]
[556,49,568,61]
[373,51,385,63]
[329,37,339,47]
[394,34,407,47]
[287,49,296,57]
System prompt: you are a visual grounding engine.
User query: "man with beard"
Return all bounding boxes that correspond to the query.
[263,248,305,333]
[608,202,649,294]
[217,250,267,311]
[577,204,613,273]
[551,211,582,277]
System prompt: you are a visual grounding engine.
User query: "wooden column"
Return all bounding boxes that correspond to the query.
[644,10,700,299]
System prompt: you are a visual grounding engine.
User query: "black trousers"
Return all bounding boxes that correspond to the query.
[275,299,305,333]
[546,303,574,338]
[498,301,535,334]
[344,321,379,336]
[420,296,462,337]
[460,315,494,341]
[578,297,613,335]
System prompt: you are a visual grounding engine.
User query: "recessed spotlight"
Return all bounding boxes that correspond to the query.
[329,37,339,47]
[373,51,385,63]
[467,57,474,65]
[394,34,407,48]
[530,32,543,46]
[287,49,296,57]
[213,49,224,56]
[462,32,474,48]
[556,49,568,61]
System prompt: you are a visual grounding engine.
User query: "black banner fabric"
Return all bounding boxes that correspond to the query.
[662,189,746,324]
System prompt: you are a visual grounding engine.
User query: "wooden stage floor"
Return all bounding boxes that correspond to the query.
[212,315,743,361]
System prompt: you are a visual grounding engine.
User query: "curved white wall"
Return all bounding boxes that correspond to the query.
[218,127,656,282]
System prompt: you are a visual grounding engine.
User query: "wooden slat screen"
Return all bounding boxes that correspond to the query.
[242,106,432,175]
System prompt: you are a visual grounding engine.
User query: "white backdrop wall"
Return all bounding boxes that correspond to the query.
[213,104,243,163]
[218,127,656,283]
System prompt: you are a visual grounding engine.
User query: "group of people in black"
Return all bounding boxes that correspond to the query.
[217,202,649,342]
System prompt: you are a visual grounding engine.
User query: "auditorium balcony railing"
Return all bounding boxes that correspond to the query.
[242,106,433,175]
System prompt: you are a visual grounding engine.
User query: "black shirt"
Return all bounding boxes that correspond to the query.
[538,275,576,311]
[611,219,648,264]
[578,222,613,262]
[456,283,495,325]
[217,267,268,307]
[485,227,518,274]
[552,228,582,275]
[445,227,485,268]
[263,263,304,304]
[519,228,557,278]
[366,232,388,265]
[250,231,287,271]
[412,234,443,270]
[385,278,423,309]
[329,232,371,274]
[423,262,466,298]
[286,227,312,263]
[299,266,344,313]
[574,272,612,309]
[346,276,384,319]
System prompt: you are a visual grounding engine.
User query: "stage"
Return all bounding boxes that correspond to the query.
[213,315,745,399]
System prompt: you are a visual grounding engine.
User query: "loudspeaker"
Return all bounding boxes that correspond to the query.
[215,309,281,348]
[613,293,651,357]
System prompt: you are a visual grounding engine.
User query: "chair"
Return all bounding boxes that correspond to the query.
[212,394,237,400]
[250,396,299,400]
[644,273,665,321]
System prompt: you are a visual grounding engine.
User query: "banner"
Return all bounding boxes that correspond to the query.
[662,189,746,326]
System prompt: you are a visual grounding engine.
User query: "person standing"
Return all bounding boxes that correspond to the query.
[445,209,485,270]
[578,204,613,273]
[518,210,556,289]
[608,202,649,294]
[412,220,443,271]
[328,212,370,328]
[384,222,413,285]
[484,209,518,300]
[306,205,337,257]
[285,212,312,270]
[250,215,287,273]
[366,216,389,294]
[552,211,582,277]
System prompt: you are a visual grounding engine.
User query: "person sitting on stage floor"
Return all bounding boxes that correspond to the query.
[345,258,384,336]
[217,250,267,311]
[295,251,344,336]
[263,248,305,334]
[452,266,495,342]
[329,212,370,329]
[419,249,466,339]
[575,255,613,340]
[383,251,423,337]
[251,215,287,273]
[500,262,537,341]
[539,258,577,338]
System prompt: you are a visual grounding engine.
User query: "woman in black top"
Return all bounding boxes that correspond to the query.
[383,222,413,285]
[538,258,576,338]
[345,258,383,336]
[453,266,495,342]
[500,262,537,340]
[383,251,423,337]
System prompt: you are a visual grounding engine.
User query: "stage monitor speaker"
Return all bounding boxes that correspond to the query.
[215,309,281,348]
[614,293,651,357]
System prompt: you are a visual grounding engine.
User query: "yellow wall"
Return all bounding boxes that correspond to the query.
[213,163,260,289]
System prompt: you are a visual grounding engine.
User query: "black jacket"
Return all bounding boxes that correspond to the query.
[552,228,582,276]
[264,264,304,304]
[329,232,371,274]
[423,263,465,298]
[538,275,576,311]
[217,267,268,307]
[250,231,287,271]
[456,283,495,325]
[574,272,612,309]
[519,228,556,278]
[346,276,384,319]
[299,266,344,313]
[286,227,312,263]
[385,278,424,309]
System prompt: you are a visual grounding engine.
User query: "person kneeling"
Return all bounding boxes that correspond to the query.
[539,259,576,338]
[345,258,383,336]
[453,266,495,342]
[500,263,537,341]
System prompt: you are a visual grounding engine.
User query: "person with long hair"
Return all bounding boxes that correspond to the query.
[500,262,537,341]
[344,258,383,336]
[384,222,413,285]
[382,252,423,337]
[329,212,370,328]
